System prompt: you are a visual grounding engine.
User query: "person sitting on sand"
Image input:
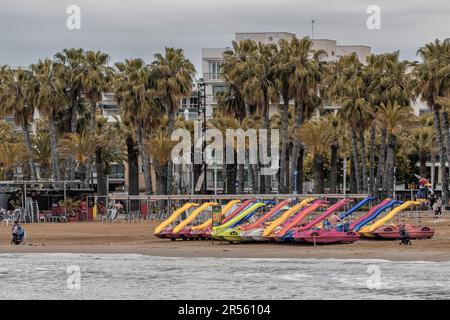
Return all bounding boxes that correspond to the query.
[11,221,25,244]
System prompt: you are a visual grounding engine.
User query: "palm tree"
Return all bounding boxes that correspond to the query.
[365,52,415,194]
[114,58,164,194]
[275,37,295,192]
[144,131,176,194]
[376,103,415,196]
[222,39,259,118]
[0,66,38,180]
[92,117,124,196]
[0,142,26,180]
[60,131,96,182]
[54,48,85,179]
[243,42,278,193]
[327,53,365,193]
[209,111,260,193]
[404,114,435,178]
[288,37,324,193]
[297,118,333,193]
[324,113,343,193]
[114,118,139,196]
[151,48,195,194]
[31,121,52,178]
[416,39,450,203]
[80,50,112,131]
[31,59,67,181]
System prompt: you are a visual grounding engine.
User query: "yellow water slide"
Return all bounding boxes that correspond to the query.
[172,202,218,233]
[154,203,199,234]
[262,197,314,237]
[359,200,421,234]
[191,200,241,231]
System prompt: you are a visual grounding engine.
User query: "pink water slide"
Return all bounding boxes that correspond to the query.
[240,199,292,231]
[298,198,353,232]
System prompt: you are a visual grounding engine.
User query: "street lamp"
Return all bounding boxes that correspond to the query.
[197,79,207,194]
[293,170,298,194]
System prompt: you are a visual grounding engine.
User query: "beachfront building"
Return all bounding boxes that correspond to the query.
[201,32,372,121]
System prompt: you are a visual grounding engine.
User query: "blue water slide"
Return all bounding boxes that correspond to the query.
[339,196,376,220]
[353,200,402,231]
[230,203,264,228]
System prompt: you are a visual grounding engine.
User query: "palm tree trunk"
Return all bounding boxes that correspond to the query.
[67,99,78,180]
[441,110,450,186]
[244,102,251,118]
[375,127,387,194]
[49,114,60,181]
[330,144,338,194]
[90,98,97,131]
[221,164,227,194]
[279,93,289,193]
[95,146,107,196]
[359,129,368,193]
[126,135,139,196]
[289,101,304,193]
[137,126,152,194]
[419,152,427,178]
[85,161,92,187]
[350,129,361,193]
[21,122,37,180]
[369,123,376,194]
[260,91,270,194]
[246,150,254,193]
[434,109,449,203]
[297,146,304,194]
[226,163,236,194]
[383,134,397,197]
[156,165,168,194]
[78,163,86,183]
[313,154,324,193]
[237,163,245,193]
[166,102,175,195]
[349,157,357,193]
[252,164,259,193]
[431,152,436,190]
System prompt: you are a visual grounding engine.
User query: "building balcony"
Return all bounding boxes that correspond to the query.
[203,73,223,81]
[109,172,125,180]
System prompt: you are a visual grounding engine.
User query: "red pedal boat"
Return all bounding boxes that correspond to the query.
[372,224,435,239]
[295,229,359,244]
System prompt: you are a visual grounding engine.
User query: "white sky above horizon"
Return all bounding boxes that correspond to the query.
[0,0,449,76]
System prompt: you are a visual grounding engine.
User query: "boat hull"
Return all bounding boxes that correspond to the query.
[372,225,435,239]
[294,230,359,244]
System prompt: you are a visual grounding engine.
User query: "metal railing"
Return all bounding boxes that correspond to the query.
[203,73,223,81]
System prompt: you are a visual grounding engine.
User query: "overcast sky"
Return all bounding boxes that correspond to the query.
[0,0,449,75]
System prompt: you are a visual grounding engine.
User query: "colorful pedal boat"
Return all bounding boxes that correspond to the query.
[370,224,435,239]
[293,229,359,244]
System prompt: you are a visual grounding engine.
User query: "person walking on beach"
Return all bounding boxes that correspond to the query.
[434,197,443,217]
[429,194,437,210]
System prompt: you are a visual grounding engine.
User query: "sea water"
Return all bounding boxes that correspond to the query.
[0,253,449,299]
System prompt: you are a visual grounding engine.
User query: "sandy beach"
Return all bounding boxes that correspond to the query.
[1,212,450,261]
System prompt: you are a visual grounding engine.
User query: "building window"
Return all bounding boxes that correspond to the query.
[110,164,125,179]
[207,61,222,79]
[190,97,199,109]
[213,86,226,99]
